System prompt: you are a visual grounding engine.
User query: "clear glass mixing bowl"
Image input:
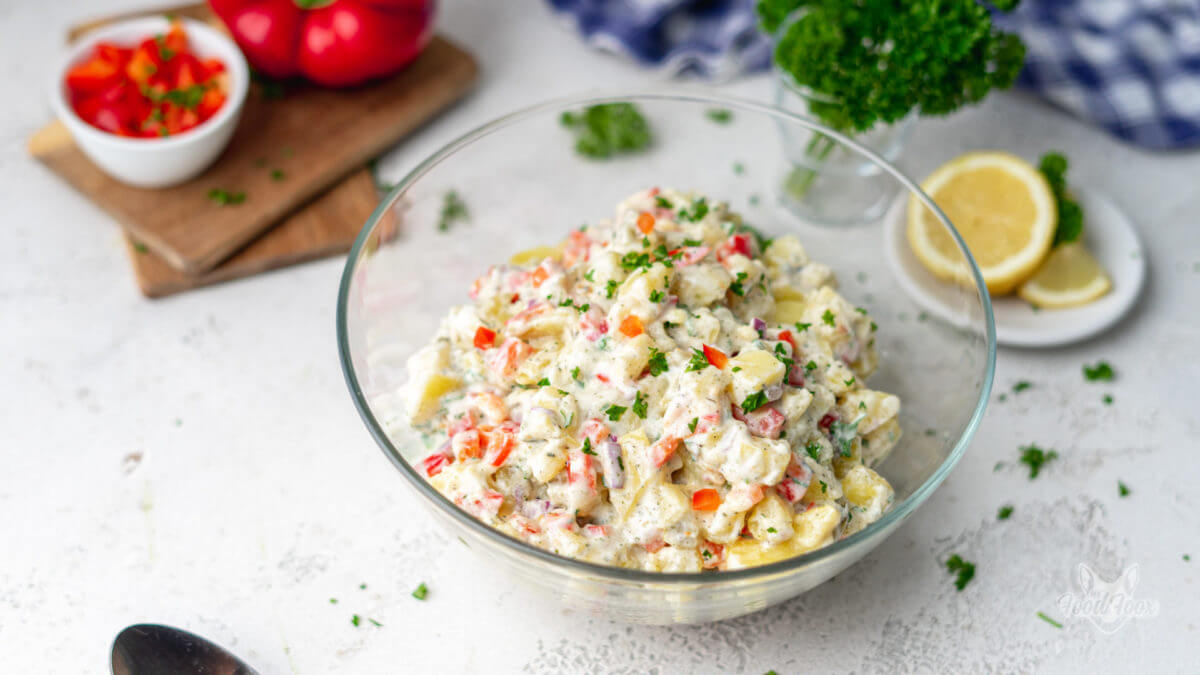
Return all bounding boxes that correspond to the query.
[336,93,995,624]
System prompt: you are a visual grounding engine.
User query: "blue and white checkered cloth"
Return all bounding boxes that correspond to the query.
[549,0,1200,149]
[546,0,771,79]
[994,0,1200,150]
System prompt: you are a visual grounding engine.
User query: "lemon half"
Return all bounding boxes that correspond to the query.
[908,151,1057,295]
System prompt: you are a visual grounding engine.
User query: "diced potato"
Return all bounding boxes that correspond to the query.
[862,417,902,467]
[840,390,901,436]
[727,347,785,404]
[514,343,559,386]
[648,546,703,572]
[802,471,842,502]
[771,300,807,325]
[702,508,746,545]
[841,465,893,511]
[762,234,808,272]
[747,492,794,544]
[715,434,791,487]
[509,245,562,266]
[772,285,805,302]
[777,388,814,425]
[726,502,840,568]
[527,442,568,483]
[610,334,651,379]
[508,307,571,340]
[672,263,731,308]
[403,342,458,423]
[650,482,692,530]
[610,266,671,325]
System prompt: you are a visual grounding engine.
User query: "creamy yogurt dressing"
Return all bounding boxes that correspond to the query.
[401,188,901,571]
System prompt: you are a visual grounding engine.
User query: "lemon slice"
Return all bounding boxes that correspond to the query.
[908,151,1057,295]
[1017,242,1111,308]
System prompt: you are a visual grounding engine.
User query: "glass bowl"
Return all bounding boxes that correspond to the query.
[336,92,995,624]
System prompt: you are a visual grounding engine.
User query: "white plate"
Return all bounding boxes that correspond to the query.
[883,187,1146,348]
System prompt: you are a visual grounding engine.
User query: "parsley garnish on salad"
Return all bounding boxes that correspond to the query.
[677,197,709,222]
[647,348,669,376]
[822,309,835,326]
[741,391,769,413]
[560,103,652,159]
[945,554,976,591]
[604,404,627,421]
[1083,361,1115,381]
[805,441,821,461]
[632,391,648,419]
[581,438,596,455]
[605,279,620,298]
[686,348,710,372]
[1018,444,1058,479]
[688,417,699,433]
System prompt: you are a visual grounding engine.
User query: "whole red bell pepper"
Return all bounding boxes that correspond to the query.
[208,0,435,87]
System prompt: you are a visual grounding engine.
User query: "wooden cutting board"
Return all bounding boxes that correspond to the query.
[31,2,478,282]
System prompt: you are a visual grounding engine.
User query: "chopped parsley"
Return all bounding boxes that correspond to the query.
[605,279,620,298]
[945,554,975,591]
[1036,611,1063,629]
[619,251,652,271]
[438,191,469,232]
[844,377,856,387]
[536,377,550,387]
[822,309,836,326]
[632,391,648,419]
[1013,381,1032,393]
[729,271,748,296]
[368,618,383,627]
[133,241,149,253]
[805,441,821,460]
[1083,361,1115,381]
[793,322,811,334]
[654,195,673,209]
[682,238,703,247]
[559,102,652,159]
[604,404,627,422]
[581,438,596,455]
[649,289,664,303]
[741,391,769,413]
[773,342,794,370]
[207,188,246,206]
[829,416,863,457]
[688,417,699,433]
[1018,444,1058,479]
[686,348,710,372]
[329,597,338,604]
[705,108,733,124]
[804,360,817,373]
[1118,481,1130,497]
[677,197,709,222]
[1102,394,1113,405]
[571,366,582,381]
[997,504,1014,520]
[411,582,428,600]
[766,527,777,533]
[647,348,669,376]
[351,614,361,626]
[733,161,745,175]
[583,269,596,282]
[270,169,286,181]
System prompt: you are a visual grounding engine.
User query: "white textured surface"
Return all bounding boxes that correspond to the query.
[2,1,1198,672]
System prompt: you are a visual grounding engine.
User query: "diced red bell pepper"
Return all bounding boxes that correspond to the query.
[692,488,721,511]
[702,344,728,369]
[649,435,681,468]
[419,452,450,478]
[716,233,755,263]
[700,540,725,569]
[65,58,122,95]
[619,315,644,338]
[473,326,496,349]
[744,406,786,439]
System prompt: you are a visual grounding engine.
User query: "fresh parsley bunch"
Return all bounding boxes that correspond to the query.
[759,0,1025,133]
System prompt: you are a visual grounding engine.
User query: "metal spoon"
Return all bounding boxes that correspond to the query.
[112,624,258,675]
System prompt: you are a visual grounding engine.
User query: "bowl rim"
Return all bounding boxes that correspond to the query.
[336,91,996,584]
[49,16,249,149]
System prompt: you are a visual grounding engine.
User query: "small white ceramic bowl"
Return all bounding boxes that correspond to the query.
[50,17,249,188]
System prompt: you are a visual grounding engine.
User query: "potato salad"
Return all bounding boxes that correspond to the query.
[402,189,901,572]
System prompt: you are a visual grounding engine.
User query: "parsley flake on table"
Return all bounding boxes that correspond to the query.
[1083,361,1115,381]
[945,554,975,591]
[705,108,733,124]
[207,188,246,206]
[270,168,286,181]
[560,103,652,159]
[1118,481,1130,497]
[412,582,428,600]
[997,504,1014,520]
[368,618,383,627]
[438,190,469,232]
[1102,394,1113,405]
[1013,380,1032,393]
[1036,611,1063,629]
[351,614,361,626]
[1018,444,1058,479]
